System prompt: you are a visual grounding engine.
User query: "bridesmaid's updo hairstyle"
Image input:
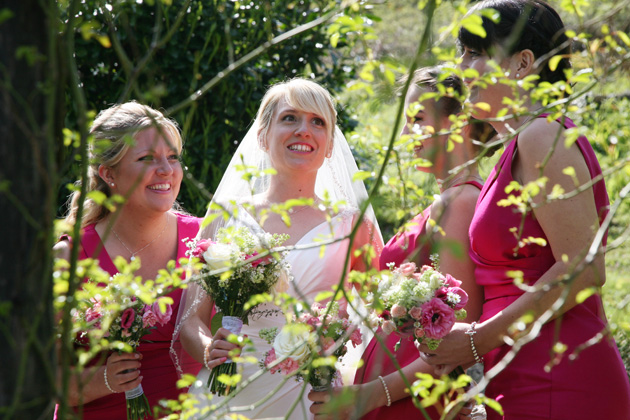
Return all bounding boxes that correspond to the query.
[458,0,571,85]
[65,101,183,227]
[403,67,496,150]
[256,78,337,143]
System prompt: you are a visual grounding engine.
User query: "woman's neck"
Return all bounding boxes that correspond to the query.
[101,209,171,249]
[264,173,318,204]
[436,166,482,193]
[491,101,544,137]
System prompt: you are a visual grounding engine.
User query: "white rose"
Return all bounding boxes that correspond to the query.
[273,326,312,364]
[203,243,237,271]
[429,272,442,290]
[273,268,290,294]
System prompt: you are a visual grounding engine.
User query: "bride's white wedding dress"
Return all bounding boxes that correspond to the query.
[189,208,360,420]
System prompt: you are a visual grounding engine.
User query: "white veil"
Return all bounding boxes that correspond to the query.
[170,118,383,377]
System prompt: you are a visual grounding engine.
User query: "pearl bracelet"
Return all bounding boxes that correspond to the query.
[203,341,213,370]
[378,375,391,407]
[465,322,483,364]
[103,367,116,393]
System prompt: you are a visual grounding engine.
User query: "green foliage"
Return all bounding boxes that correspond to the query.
[60,0,360,216]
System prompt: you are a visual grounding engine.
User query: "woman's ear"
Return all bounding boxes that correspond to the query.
[512,49,536,79]
[98,165,115,188]
[257,129,268,151]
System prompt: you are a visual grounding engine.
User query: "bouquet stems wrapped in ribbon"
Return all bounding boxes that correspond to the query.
[260,301,362,391]
[188,226,291,395]
[76,279,173,420]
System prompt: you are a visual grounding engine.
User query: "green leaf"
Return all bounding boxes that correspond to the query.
[576,287,598,304]
[461,14,486,38]
[210,312,223,335]
[548,55,563,72]
[0,8,14,24]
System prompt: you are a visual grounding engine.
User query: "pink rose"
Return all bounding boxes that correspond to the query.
[420,298,455,340]
[120,308,136,330]
[448,287,469,310]
[409,306,423,320]
[419,265,432,274]
[192,239,213,261]
[246,251,272,268]
[278,358,300,375]
[350,328,363,347]
[265,348,278,372]
[414,328,425,339]
[121,329,132,338]
[142,309,158,328]
[85,301,103,323]
[399,262,417,276]
[151,302,172,326]
[443,274,462,288]
[382,320,396,335]
[391,304,407,318]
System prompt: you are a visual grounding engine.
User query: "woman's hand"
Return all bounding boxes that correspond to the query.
[308,386,358,420]
[203,327,243,369]
[416,322,477,368]
[104,352,143,393]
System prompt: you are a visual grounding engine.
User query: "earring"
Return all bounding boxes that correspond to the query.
[110,182,115,187]
[516,73,521,79]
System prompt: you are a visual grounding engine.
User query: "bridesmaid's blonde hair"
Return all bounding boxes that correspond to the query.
[65,101,183,227]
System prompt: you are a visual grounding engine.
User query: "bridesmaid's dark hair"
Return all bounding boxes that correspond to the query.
[458,0,571,84]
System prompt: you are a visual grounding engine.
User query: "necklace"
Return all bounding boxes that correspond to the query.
[111,214,170,261]
[438,174,483,191]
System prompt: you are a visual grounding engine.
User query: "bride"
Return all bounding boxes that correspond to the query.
[171,78,382,419]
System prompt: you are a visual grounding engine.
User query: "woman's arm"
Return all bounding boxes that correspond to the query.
[179,294,238,368]
[54,241,142,405]
[418,120,605,366]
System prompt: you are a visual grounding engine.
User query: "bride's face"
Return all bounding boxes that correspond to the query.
[264,98,331,175]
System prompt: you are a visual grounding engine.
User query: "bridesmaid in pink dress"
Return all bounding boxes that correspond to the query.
[339,67,489,419]
[417,1,630,419]
[54,102,201,419]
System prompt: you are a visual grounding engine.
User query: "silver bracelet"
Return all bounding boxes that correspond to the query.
[378,375,391,407]
[465,322,483,364]
[103,367,116,393]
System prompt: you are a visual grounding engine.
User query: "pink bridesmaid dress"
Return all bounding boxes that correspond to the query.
[469,115,630,419]
[56,213,201,419]
[355,181,483,420]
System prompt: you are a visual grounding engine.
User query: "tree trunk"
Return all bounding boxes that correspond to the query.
[0,0,61,418]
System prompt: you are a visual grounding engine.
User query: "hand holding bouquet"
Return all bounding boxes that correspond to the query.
[373,262,468,351]
[187,226,291,395]
[75,279,173,420]
[260,301,362,391]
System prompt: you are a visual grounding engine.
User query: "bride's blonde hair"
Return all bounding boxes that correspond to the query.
[256,78,337,143]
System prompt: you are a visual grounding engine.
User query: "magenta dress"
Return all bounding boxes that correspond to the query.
[56,213,201,420]
[469,116,630,420]
[355,181,482,420]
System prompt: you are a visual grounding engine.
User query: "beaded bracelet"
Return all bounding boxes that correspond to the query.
[378,375,391,407]
[103,367,116,393]
[465,322,483,364]
[203,341,213,370]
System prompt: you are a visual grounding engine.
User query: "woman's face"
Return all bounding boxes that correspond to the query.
[402,86,452,174]
[263,97,331,176]
[459,45,516,119]
[108,127,183,216]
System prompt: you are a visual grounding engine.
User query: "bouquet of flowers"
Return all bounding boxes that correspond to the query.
[76,280,173,420]
[373,262,468,351]
[260,301,362,391]
[187,226,291,395]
